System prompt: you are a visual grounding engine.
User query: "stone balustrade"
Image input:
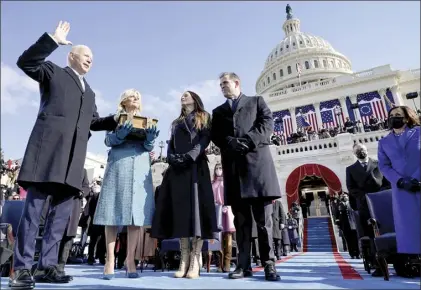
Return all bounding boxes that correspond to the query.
[275,130,389,160]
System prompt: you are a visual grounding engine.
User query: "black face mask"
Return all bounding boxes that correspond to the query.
[355,149,367,159]
[388,116,405,129]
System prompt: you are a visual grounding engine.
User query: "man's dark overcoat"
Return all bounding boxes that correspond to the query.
[16,33,117,193]
[211,94,281,205]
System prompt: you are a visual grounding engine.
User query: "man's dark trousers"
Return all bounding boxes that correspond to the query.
[232,199,276,269]
[13,185,74,271]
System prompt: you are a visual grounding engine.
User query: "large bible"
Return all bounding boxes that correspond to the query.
[118,113,158,140]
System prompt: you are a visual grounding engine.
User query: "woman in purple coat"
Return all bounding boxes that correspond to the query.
[378,106,420,256]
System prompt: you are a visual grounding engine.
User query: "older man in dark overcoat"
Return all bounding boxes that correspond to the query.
[9,21,118,289]
[211,72,281,281]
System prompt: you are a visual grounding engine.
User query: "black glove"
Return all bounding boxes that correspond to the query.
[397,177,421,192]
[168,154,193,168]
[226,137,251,154]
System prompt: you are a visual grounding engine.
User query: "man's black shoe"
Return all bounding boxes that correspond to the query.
[371,268,383,277]
[87,257,95,265]
[8,269,35,289]
[34,266,70,283]
[264,263,280,281]
[228,267,253,279]
[57,270,73,281]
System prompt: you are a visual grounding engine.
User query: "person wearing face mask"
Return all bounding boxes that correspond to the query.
[346,142,390,275]
[212,162,235,273]
[377,106,420,270]
[336,194,359,259]
[78,177,106,266]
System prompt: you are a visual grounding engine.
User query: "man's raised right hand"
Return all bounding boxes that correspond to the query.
[52,21,73,45]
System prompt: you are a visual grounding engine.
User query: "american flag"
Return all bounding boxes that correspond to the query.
[295,105,318,130]
[357,91,387,123]
[320,99,345,128]
[273,110,293,137]
[296,63,302,76]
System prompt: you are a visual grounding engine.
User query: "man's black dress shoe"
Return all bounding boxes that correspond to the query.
[8,269,35,289]
[34,266,71,283]
[57,270,73,281]
[264,263,281,281]
[228,267,253,279]
[371,268,383,277]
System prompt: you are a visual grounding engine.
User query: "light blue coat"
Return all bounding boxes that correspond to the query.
[93,128,156,227]
[378,126,420,254]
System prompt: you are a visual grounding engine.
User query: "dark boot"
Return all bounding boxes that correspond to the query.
[282,245,289,256]
[216,250,224,273]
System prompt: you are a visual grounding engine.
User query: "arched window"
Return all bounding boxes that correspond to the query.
[323,60,327,68]
[267,77,270,84]
[305,61,310,69]
[314,60,319,68]
[280,69,284,77]
[287,66,292,74]
[273,73,276,80]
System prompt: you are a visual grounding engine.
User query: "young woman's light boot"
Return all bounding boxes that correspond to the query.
[186,238,203,279]
[174,238,190,278]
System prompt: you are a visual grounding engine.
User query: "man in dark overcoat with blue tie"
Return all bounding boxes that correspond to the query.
[211,72,281,281]
[346,142,390,276]
[9,21,118,289]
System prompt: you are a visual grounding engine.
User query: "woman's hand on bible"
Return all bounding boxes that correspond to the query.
[116,120,133,140]
[146,125,159,141]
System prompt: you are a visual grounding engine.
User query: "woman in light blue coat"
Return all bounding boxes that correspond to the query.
[93,89,159,279]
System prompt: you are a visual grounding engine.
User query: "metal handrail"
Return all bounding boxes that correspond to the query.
[328,200,341,252]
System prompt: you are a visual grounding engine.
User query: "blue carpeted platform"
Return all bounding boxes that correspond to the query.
[1,252,419,289]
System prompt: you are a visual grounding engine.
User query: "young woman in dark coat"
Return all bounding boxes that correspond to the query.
[151,91,218,279]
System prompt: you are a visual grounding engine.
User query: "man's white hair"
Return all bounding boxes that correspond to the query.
[67,45,92,66]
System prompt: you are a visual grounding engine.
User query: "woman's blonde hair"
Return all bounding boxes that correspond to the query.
[117,88,142,114]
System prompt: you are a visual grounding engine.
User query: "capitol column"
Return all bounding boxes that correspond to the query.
[349,94,362,122]
[289,107,298,133]
[390,85,405,106]
[338,96,349,119]
[313,102,323,129]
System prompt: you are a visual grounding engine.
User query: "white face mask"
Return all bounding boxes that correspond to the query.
[215,169,223,177]
[92,184,101,193]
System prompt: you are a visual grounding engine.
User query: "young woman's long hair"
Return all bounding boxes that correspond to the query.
[171,91,210,130]
[387,105,420,129]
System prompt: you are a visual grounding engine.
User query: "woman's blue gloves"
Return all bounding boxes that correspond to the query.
[116,120,133,140]
[146,125,160,141]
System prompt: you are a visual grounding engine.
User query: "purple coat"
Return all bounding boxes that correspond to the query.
[378,126,420,254]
